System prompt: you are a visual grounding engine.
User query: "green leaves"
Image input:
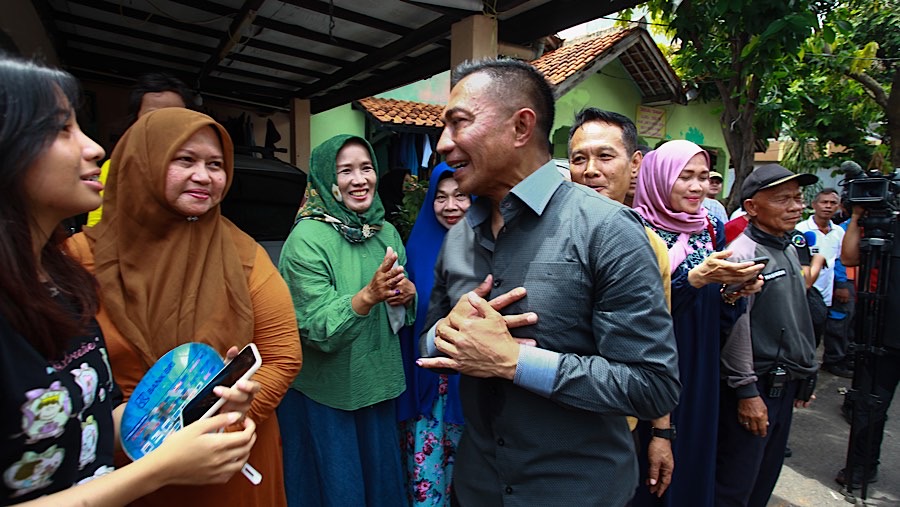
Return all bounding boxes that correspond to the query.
[849,42,879,74]
[740,35,760,59]
[822,25,836,45]
[638,0,843,211]
[759,19,788,42]
[637,0,897,180]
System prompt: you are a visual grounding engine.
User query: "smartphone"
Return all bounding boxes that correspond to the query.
[722,256,770,294]
[180,343,262,426]
[744,256,771,266]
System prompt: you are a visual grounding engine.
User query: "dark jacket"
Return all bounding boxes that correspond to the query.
[721,223,818,399]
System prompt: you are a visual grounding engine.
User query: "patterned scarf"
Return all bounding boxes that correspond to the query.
[295,134,385,243]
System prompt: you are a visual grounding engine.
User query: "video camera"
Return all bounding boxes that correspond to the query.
[837,161,900,237]
[838,160,900,209]
[838,160,900,501]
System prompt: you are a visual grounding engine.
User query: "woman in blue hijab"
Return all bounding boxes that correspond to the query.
[397,163,471,506]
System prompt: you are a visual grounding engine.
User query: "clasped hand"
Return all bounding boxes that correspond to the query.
[417,275,537,380]
[354,247,416,314]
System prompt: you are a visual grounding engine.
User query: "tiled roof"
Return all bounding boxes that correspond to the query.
[356,26,682,128]
[531,27,637,86]
[356,97,444,128]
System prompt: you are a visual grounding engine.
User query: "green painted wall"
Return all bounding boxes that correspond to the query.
[377,71,450,104]
[310,104,365,150]
[551,59,729,172]
[308,72,448,153]
[311,60,730,175]
[663,101,728,173]
[553,59,643,159]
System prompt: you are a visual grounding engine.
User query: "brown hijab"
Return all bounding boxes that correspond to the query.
[84,108,256,366]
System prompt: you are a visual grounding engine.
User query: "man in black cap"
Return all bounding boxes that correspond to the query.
[716,164,820,507]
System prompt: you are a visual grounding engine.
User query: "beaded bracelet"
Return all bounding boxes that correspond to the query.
[720,285,740,305]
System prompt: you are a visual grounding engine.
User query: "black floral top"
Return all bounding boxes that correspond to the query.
[645,215,721,273]
[1,293,120,504]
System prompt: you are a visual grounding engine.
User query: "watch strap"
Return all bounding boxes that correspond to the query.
[650,425,677,440]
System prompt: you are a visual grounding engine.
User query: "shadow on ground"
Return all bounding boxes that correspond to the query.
[768,366,899,506]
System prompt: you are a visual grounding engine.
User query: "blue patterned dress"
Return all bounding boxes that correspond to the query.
[396,164,466,507]
[633,216,733,507]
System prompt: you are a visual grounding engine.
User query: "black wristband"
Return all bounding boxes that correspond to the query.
[650,425,677,440]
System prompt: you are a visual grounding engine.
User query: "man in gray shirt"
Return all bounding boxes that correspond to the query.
[417,58,680,506]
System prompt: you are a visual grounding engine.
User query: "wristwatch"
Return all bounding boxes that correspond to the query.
[650,425,677,441]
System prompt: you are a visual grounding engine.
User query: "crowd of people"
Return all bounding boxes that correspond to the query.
[1,51,895,507]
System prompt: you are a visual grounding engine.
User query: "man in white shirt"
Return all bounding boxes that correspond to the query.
[702,171,728,224]
[796,188,846,375]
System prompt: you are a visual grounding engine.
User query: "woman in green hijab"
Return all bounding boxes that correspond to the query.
[277,135,416,507]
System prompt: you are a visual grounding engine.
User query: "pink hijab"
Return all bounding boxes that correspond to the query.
[633,140,712,272]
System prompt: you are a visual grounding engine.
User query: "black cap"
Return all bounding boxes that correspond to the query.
[741,164,818,201]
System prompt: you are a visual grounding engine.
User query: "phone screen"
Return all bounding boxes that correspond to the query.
[181,346,257,425]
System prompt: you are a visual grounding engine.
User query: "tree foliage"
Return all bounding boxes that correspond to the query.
[391,176,427,244]
[809,0,900,169]
[616,1,898,210]
[767,48,883,176]
[755,0,898,177]
[629,0,824,212]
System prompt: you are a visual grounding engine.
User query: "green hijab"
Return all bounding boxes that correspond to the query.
[297,134,385,243]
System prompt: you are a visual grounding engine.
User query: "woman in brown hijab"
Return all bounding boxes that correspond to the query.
[67,108,302,506]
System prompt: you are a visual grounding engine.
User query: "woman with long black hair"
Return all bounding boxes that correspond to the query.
[0,55,256,506]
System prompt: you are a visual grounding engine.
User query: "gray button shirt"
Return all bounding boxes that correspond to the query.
[420,161,680,506]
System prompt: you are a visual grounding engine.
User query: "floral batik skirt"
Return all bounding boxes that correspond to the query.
[400,374,464,507]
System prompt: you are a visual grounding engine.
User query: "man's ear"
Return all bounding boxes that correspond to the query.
[743,198,757,217]
[512,108,537,148]
[630,150,643,173]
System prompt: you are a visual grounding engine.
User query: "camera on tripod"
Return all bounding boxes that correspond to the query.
[836,160,900,500]
[837,161,900,236]
[838,160,900,210]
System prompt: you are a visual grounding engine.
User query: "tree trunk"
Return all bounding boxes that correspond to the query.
[718,96,758,215]
[887,67,900,169]
[847,66,899,169]
[711,55,760,216]
[723,129,756,215]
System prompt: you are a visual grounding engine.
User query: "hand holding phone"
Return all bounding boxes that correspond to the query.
[722,256,769,294]
[180,343,262,426]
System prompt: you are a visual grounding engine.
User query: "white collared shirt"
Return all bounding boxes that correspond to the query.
[796,216,845,306]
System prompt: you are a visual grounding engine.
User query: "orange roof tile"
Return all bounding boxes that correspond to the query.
[531,27,637,86]
[356,27,678,130]
[356,97,444,128]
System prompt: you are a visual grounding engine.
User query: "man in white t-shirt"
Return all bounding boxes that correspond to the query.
[702,171,728,224]
[796,188,846,373]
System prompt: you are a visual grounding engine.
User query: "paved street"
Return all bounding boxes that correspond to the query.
[769,363,899,506]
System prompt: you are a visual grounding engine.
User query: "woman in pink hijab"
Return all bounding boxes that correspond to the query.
[631,140,762,507]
